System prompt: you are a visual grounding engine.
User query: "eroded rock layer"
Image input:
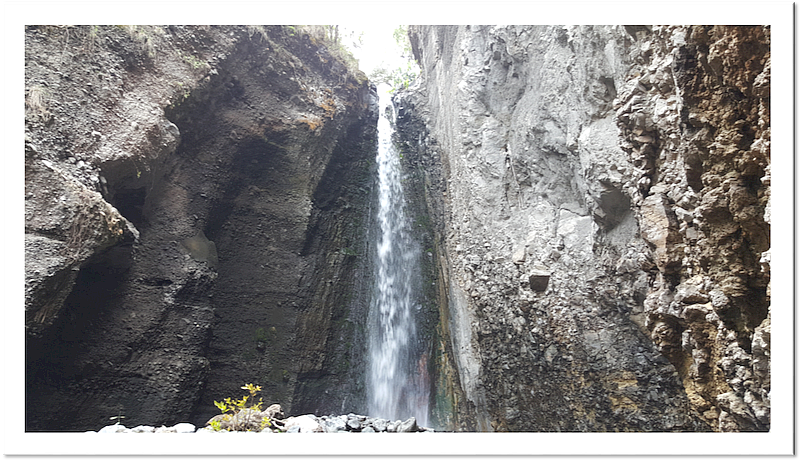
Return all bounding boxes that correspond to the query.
[25,25,377,431]
[396,25,769,431]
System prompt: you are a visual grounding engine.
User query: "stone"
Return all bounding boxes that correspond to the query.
[639,193,679,271]
[322,415,347,433]
[172,422,196,433]
[528,269,550,292]
[346,417,362,431]
[130,425,155,433]
[90,412,427,434]
[180,230,218,268]
[98,424,128,433]
[372,418,389,432]
[675,279,709,305]
[512,246,526,265]
[396,417,418,433]
[263,404,285,420]
[282,415,323,433]
[395,24,774,433]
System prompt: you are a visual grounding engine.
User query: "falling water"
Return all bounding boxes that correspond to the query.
[367,88,429,427]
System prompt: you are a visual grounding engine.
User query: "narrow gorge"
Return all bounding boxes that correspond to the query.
[25,25,770,434]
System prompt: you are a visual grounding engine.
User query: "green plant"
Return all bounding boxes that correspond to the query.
[210,383,277,432]
[122,25,157,59]
[167,81,193,111]
[392,25,414,58]
[296,25,365,84]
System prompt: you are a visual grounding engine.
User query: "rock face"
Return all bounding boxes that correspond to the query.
[24,24,770,434]
[395,25,769,431]
[25,25,377,431]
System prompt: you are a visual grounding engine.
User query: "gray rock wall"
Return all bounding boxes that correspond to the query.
[25,25,377,431]
[396,25,769,431]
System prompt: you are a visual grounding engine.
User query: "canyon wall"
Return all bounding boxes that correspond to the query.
[24,24,771,434]
[25,25,377,431]
[395,25,770,431]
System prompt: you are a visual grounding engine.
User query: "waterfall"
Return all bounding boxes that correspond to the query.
[367,88,430,427]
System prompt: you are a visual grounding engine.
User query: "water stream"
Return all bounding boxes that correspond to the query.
[367,88,430,427]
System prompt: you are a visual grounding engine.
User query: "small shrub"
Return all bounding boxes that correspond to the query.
[209,384,280,432]
[121,25,157,60]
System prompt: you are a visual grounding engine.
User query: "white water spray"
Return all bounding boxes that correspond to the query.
[367,89,429,426]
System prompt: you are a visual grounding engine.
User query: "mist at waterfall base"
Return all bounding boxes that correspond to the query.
[366,87,430,427]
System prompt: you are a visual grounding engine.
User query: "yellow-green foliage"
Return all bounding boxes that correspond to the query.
[214,383,263,414]
[210,384,277,432]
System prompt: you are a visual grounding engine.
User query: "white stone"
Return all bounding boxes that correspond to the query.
[282,415,323,433]
[98,424,128,433]
[130,425,155,433]
[172,422,196,433]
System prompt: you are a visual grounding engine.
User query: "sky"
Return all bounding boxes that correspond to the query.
[339,24,409,77]
[338,24,416,99]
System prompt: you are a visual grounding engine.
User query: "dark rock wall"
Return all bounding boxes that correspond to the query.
[25,25,377,431]
[396,25,769,431]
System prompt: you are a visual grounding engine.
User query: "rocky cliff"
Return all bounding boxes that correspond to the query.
[24,24,771,434]
[395,25,770,431]
[25,25,377,431]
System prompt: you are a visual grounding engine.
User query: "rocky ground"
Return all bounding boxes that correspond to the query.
[88,411,433,433]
